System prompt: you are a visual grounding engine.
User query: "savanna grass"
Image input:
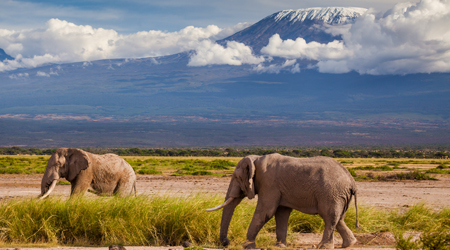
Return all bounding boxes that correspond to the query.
[1,195,450,248]
[0,195,257,247]
[126,158,236,176]
[0,156,48,174]
[0,156,238,176]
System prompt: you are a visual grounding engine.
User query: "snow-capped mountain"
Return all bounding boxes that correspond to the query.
[273,7,367,24]
[220,7,367,52]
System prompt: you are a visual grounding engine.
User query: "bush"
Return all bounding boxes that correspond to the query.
[138,169,162,175]
[394,231,420,250]
[420,227,450,250]
[437,164,449,169]
[208,160,234,170]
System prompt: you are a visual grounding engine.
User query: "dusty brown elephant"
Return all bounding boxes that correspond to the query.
[207,153,359,249]
[40,148,136,199]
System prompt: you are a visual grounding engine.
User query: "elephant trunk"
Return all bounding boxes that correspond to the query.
[39,179,57,199]
[218,178,244,246]
[40,167,60,199]
[219,196,242,246]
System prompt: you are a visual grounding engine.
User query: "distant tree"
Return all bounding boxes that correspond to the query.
[320,149,332,157]
[435,152,449,159]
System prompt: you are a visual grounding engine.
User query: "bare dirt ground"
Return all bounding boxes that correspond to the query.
[2,174,449,249]
[2,174,450,209]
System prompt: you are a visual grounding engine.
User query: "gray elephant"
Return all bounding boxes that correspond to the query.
[40,148,136,199]
[207,153,359,249]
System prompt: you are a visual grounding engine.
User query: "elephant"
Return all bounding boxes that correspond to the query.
[207,153,359,249]
[40,148,136,199]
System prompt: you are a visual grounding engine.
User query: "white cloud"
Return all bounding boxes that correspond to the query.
[0,18,249,72]
[254,59,300,73]
[260,34,352,61]
[260,0,450,75]
[8,72,29,79]
[36,71,50,77]
[211,22,253,40]
[188,40,264,66]
[336,0,450,74]
[2,0,450,75]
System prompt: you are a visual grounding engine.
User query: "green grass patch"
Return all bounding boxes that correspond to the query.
[56,181,71,185]
[0,156,237,176]
[426,168,450,174]
[171,165,214,176]
[0,196,449,248]
[351,171,437,181]
[437,163,449,169]
[126,158,236,176]
[351,165,394,171]
[0,157,48,174]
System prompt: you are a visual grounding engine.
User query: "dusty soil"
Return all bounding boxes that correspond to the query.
[2,174,450,209]
[1,174,448,249]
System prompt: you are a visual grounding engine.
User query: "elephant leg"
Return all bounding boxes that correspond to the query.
[275,206,292,247]
[317,205,342,249]
[70,171,92,197]
[336,215,357,248]
[245,199,278,249]
[70,179,90,196]
[114,178,134,197]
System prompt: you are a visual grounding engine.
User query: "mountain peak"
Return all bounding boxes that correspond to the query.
[220,7,367,52]
[272,7,367,25]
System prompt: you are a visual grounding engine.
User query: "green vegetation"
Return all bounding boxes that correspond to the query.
[0,197,449,248]
[126,158,236,176]
[1,146,450,159]
[56,181,71,185]
[349,170,437,182]
[2,155,450,179]
[0,156,48,174]
[0,157,236,176]
[426,168,450,174]
[437,163,449,169]
[351,165,395,171]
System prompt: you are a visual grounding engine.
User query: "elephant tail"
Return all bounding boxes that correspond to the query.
[352,189,360,228]
[133,180,137,196]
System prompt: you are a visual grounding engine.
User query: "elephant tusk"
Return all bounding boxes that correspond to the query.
[206,197,234,212]
[39,180,58,199]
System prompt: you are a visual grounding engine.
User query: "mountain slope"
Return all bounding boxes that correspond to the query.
[220,7,367,52]
[0,48,14,61]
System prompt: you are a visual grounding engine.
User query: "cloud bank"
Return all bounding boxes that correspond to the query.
[190,0,450,75]
[1,0,450,75]
[0,19,251,71]
[260,0,450,75]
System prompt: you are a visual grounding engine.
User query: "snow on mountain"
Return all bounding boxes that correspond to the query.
[220,7,367,52]
[273,7,367,25]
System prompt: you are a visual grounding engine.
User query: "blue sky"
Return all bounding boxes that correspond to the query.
[1,0,411,33]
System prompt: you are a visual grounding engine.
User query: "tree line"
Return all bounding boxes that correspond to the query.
[1,146,449,159]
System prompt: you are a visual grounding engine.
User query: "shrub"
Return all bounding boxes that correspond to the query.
[394,231,420,250]
[138,169,162,175]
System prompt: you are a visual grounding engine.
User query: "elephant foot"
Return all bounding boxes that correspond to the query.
[242,240,256,249]
[342,236,357,248]
[275,242,287,248]
[317,241,334,249]
[221,237,230,247]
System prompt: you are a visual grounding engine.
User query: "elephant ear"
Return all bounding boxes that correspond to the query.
[236,156,256,199]
[66,149,91,182]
